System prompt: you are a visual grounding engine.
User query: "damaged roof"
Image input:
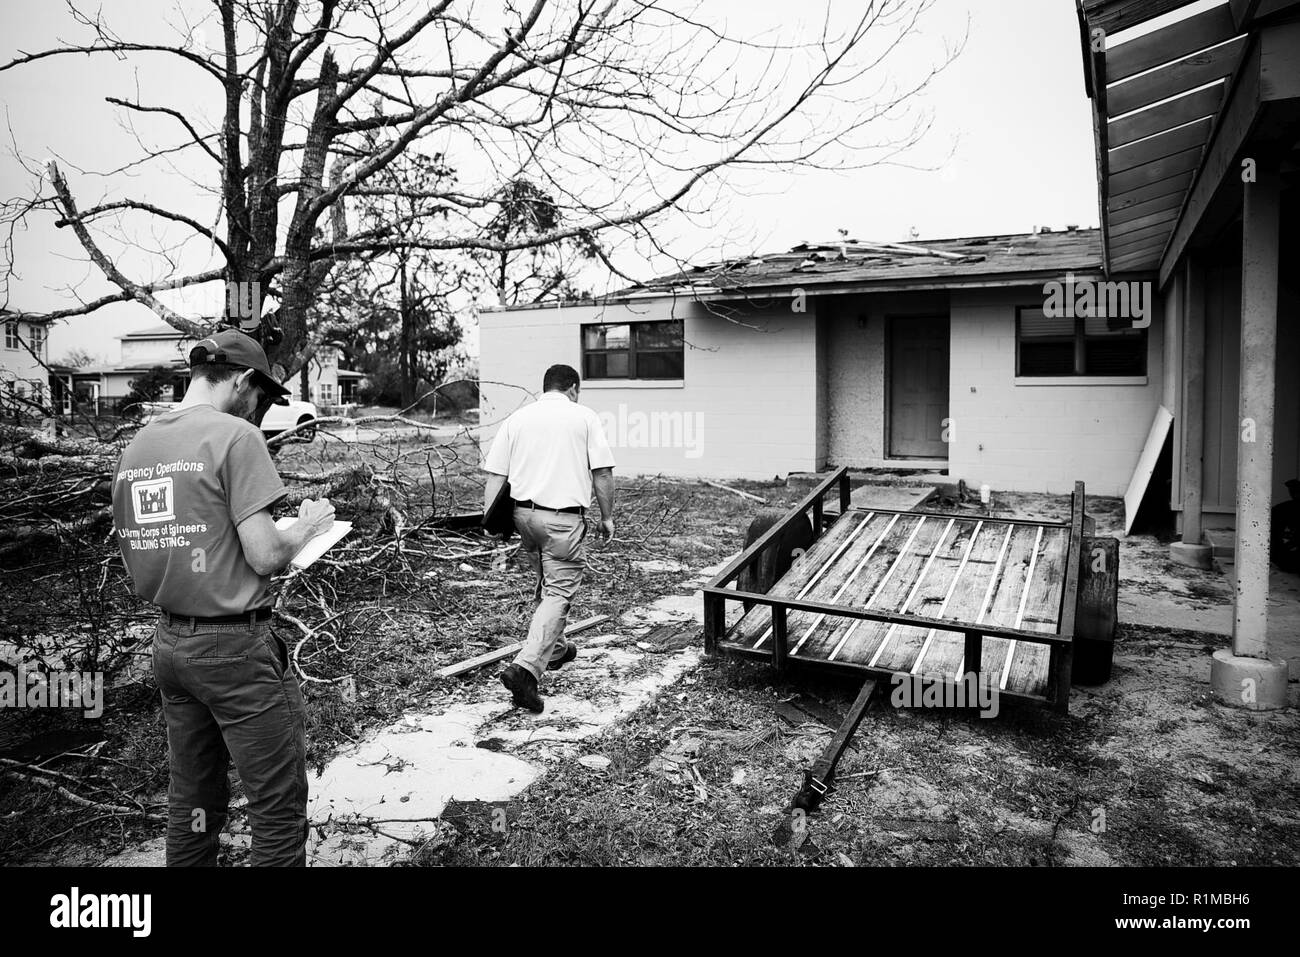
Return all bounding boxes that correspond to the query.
[619,228,1104,299]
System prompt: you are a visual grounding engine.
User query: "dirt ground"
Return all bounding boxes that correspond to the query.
[2,446,1297,867]
[414,483,1300,868]
[416,626,1299,867]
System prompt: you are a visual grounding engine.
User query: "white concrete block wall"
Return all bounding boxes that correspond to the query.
[947,288,1165,496]
[478,298,821,480]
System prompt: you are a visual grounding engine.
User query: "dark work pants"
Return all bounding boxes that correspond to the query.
[153,615,308,866]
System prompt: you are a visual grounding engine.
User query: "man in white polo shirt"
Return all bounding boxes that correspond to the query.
[483,364,616,712]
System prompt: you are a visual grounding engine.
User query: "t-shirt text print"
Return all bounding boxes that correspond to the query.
[111,405,286,617]
[118,459,207,545]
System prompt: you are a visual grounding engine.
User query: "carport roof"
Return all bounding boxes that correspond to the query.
[1078,0,1300,278]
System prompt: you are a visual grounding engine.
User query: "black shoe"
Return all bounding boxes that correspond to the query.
[500,664,544,713]
[546,642,578,671]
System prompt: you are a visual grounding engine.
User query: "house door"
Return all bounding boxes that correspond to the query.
[888,316,950,459]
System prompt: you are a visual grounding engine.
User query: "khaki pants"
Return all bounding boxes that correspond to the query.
[512,505,587,679]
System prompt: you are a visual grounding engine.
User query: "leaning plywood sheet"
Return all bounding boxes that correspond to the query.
[1123,405,1173,535]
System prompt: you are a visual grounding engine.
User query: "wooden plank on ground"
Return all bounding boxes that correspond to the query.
[437,614,611,677]
[848,485,936,511]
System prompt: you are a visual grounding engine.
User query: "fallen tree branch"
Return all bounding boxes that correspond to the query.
[700,479,766,503]
[1,767,164,820]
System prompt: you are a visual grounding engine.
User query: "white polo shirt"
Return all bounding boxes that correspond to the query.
[483,392,616,510]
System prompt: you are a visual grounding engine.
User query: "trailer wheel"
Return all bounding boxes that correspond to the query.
[738,509,814,611]
[1073,535,1118,685]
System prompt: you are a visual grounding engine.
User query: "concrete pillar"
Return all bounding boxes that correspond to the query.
[1172,257,1212,569]
[1211,162,1288,710]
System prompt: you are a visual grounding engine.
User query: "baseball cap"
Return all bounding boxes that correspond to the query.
[189,329,292,404]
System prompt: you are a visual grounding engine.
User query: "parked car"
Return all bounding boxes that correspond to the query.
[260,398,318,443]
[134,397,318,443]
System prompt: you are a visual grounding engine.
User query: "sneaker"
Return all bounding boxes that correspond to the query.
[546,642,578,671]
[500,664,544,713]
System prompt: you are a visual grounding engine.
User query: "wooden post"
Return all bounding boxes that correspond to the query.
[773,605,789,672]
[839,470,851,515]
[812,496,824,533]
[1181,255,1208,547]
[1049,642,1073,714]
[964,631,982,689]
[703,592,723,656]
[1233,163,1280,659]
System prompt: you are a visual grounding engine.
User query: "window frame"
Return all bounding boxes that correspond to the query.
[580,319,684,381]
[4,321,18,351]
[1014,306,1147,379]
[29,324,45,358]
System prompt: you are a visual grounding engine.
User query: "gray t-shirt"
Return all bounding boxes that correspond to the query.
[111,404,286,616]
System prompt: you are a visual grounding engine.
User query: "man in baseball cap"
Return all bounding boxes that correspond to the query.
[112,325,334,866]
[190,328,292,413]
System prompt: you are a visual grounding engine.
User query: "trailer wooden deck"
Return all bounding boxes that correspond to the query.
[713,505,1078,702]
[703,468,1111,810]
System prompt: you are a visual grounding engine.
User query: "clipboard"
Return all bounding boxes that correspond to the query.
[274,517,353,569]
[482,480,516,541]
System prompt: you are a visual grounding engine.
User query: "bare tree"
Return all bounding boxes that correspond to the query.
[54,347,102,369]
[1,0,953,384]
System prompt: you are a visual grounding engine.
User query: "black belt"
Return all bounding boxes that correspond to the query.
[514,500,585,515]
[161,607,273,627]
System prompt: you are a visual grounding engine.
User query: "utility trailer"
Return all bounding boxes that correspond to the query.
[702,467,1118,811]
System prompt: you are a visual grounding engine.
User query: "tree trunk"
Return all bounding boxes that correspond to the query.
[399,257,415,408]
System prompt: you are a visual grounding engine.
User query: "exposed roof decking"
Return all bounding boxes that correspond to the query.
[487,230,1105,311]
[623,229,1104,298]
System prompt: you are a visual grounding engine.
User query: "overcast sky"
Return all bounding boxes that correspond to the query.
[0,0,1106,365]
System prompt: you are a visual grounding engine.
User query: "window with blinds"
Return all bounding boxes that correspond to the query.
[1016,307,1146,377]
